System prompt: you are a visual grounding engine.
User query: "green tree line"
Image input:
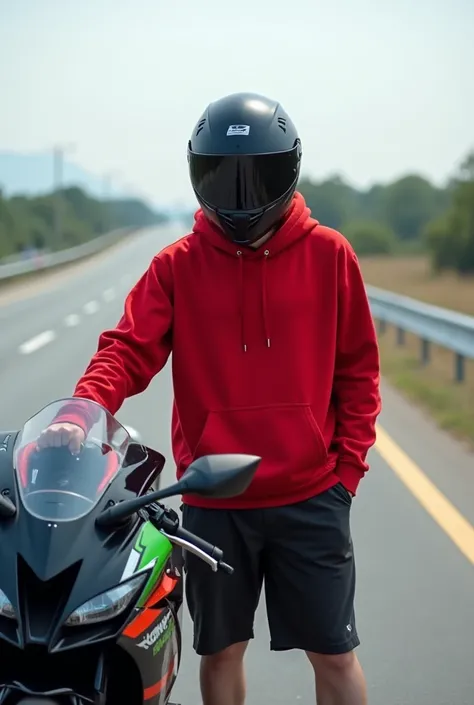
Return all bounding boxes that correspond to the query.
[0,186,168,261]
[299,149,474,274]
[2,155,472,274]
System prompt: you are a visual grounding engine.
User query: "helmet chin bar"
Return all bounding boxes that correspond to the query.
[230,229,269,247]
[198,195,290,246]
[215,210,266,246]
[227,213,253,245]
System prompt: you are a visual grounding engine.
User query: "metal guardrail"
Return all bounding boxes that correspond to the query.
[0,227,132,283]
[367,285,474,382]
[2,235,472,380]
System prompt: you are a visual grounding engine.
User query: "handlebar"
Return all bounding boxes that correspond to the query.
[175,525,223,561]
[148,504,234,575]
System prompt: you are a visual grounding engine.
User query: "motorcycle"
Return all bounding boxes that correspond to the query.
[0,398,261,705]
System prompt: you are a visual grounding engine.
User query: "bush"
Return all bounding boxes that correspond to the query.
[0,187,168,261]
[424,154,474,274]
[343,220,396,256]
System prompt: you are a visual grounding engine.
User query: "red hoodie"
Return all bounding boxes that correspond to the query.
[58,192,381,508]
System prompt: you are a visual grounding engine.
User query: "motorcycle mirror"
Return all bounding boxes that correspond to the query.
[96,453,261,527]
[0,493,16,518]
[175,454,261,499]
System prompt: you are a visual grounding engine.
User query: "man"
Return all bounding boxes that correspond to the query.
[40,92,381,705]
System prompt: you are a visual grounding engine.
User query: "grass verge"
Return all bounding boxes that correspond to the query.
[359,254,474,446]
[377,328,474,448]
[360,255,474,316]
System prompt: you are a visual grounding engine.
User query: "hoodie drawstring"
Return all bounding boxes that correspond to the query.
[262,250,271,348]
[237,249,271,352]
[237,251,247,352]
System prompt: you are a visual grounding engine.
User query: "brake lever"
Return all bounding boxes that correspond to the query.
[147,504,234,574]
[218,561,234,575]
[161,531,220,572]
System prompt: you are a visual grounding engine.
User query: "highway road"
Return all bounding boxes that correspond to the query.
[1,226,473,704]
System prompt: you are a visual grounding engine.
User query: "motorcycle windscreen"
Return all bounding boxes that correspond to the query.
[13,398,130,522]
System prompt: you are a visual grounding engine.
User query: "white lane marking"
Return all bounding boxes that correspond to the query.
[83,300,99,315]
[19,330,56,355]
[64,313,81,327]
[103,287,116,302]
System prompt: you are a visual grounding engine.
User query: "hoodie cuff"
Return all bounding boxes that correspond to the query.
[335,462,365,497]
[52,413,89,435]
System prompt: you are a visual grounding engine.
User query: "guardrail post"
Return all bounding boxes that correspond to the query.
[396,327,405,346]
[367,287,474,379]
[454,354,465,383]
[420,339,430,366]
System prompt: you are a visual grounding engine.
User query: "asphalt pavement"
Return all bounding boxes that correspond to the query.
[1,226,473,705]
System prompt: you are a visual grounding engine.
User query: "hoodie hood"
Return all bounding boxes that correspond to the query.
[192,192,318,351]
[193,191,317,258]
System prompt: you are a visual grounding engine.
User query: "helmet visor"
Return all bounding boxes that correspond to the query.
[189,147,300,212]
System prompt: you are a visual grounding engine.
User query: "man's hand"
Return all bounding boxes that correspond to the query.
[37,423,85,454]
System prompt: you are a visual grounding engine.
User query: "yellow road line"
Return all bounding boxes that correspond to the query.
[376,424,474,565]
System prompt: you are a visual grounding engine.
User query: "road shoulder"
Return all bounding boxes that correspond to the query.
[378,379,474,528]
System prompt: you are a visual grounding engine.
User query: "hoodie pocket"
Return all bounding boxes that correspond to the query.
[192,404,328,493]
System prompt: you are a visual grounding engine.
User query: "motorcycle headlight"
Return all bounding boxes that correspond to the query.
[64,574,147,627]
[0,588,15,620]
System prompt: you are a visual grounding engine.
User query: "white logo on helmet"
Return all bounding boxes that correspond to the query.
[226,125,250,136]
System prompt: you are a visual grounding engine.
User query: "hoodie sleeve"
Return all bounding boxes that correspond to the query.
[333,242,381,495]
[54,255,173,431]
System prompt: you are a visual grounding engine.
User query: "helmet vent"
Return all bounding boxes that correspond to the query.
[219,212,262,229]
[196,119,207,136]
[277,117,287,133]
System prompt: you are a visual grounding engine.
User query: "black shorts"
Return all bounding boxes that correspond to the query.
[182,482,360,656]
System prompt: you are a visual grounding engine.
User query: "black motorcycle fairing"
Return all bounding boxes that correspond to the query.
[0,432,16,454]
[0,511,148,653]
[0,432,166,654]
[18,696,61,705]
[18,697,61,705]
[117,600,181,704]
[0,636,144,704]
[9,692,74,704]
[13,699,63,704]
[0,431,19,502]
[17,549,184,703]
[123,443,165,495]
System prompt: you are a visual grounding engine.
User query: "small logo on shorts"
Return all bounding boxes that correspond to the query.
[346,624,352,632]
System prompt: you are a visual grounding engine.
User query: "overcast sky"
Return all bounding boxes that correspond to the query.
[1,0,473,206]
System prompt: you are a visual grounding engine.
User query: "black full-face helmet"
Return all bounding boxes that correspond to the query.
[188,92,302,246]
